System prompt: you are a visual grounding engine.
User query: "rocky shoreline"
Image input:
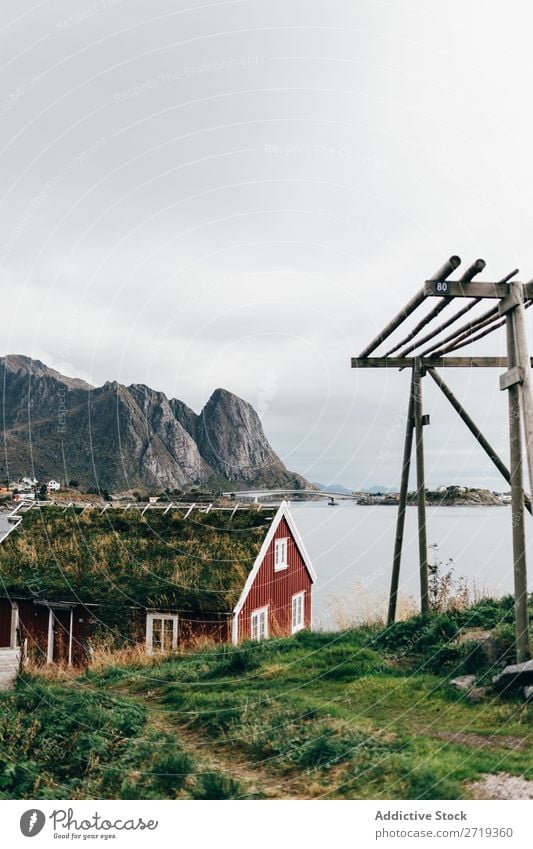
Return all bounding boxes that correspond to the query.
[355,486,507,506]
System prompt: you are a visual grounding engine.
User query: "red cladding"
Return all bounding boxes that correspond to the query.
[236,517,312,641]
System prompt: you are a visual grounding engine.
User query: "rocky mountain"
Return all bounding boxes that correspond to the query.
[0,355,309,493]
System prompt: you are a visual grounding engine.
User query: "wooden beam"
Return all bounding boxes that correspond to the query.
[387,371,415,625]
[358,256,460,357]
[385,250,486,357]
[419,271,519,358]
[425,280,533,299]
[351,356,522,369]
[358,287,427,358]
[413,360,429,615]
[398,298,481,357]
[499,366,524,391]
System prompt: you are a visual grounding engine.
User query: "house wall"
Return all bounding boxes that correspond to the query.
[15,600,94,666]
[236,516,312,641]
[134,609,231,647]
[0,598,13,646]
[177,613,231,644]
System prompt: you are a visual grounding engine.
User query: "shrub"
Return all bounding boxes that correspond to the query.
[0,679,146,798]
[318,647,387,681]
[403,765,461,800]
[191,771,243,799]
[203,645,262,678]
[148,749,194,795]
[372,614,459,656]
[189,696,244,734]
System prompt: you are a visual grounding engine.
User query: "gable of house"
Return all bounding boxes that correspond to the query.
[232,505,315,643]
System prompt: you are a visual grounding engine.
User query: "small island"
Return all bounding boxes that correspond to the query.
[355,485,508,506]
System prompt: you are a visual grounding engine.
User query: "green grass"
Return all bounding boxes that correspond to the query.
[1,598,532,800]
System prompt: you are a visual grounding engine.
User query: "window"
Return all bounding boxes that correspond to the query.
[274,537,288,571]
[251,606,268,641]
[292,592,305,633]
[146,613,178,655]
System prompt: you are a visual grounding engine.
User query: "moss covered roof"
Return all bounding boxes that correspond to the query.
[0,507,276,612]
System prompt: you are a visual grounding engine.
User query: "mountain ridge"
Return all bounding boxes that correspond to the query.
[0,355,309,493]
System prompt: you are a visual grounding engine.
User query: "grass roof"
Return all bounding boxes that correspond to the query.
[0,507,275,612]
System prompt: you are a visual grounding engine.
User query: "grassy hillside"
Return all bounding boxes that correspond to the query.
[1,598,532,800]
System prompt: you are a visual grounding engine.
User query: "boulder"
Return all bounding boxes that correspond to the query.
[449,675,477,691]
[492,659,533,692]
[467,687,488,704]
[524,685,533,703]
[457,629,506,664]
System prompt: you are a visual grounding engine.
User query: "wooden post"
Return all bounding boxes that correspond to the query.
[505,313,531,663]
[508,285,533,500]
[413,358,429,614]
[387,370,416,625]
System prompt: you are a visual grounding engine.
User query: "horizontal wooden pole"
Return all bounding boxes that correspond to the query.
[358,256,460,357]
[351,356,528,368]
[425,280,533,299]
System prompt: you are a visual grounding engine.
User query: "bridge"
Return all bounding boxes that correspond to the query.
[220,488,359,505]
[2,489,361,519]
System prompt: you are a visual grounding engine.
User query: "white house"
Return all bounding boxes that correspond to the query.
[14,492,35,502]
[47,480,61,492]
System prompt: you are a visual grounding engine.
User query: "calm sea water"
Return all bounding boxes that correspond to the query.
[291,502,533,630]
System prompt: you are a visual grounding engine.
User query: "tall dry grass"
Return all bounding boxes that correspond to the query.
[324,575,494,631]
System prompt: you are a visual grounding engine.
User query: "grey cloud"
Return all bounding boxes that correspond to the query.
[1,0,532,488]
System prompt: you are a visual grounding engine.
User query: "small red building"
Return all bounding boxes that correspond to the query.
[231,504,316,643]
[0,595,95,666]
[0,502,316,665]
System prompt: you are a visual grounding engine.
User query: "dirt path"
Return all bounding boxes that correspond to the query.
[169,722,311,800]
[430,730,531,751]
[112,685,311,799]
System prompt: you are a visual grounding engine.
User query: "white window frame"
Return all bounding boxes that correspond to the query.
[250,606,269,641]
[291,591,305,634]
[146,613,179,655]
[9,602,19,649]
[274,537,288,571]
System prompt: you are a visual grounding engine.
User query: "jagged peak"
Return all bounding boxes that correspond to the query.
[0,354,93,390]
[203,387,251,409]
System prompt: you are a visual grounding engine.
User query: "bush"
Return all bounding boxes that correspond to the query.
[403,765,461,800]
[372,614,459,656]
[453,596,517,629]
[0,679,146,798]
[189,696,244,734]
[203,645,262,678]
[490,622,518,665]
[148,749,194,795]
[191,771,243,800]
[319,647,387,681]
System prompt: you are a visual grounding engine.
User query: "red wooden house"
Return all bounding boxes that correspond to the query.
[0,502,316,665]
[231,503,316,643]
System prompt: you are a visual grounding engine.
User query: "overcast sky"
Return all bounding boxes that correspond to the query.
[2,0,533,489]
